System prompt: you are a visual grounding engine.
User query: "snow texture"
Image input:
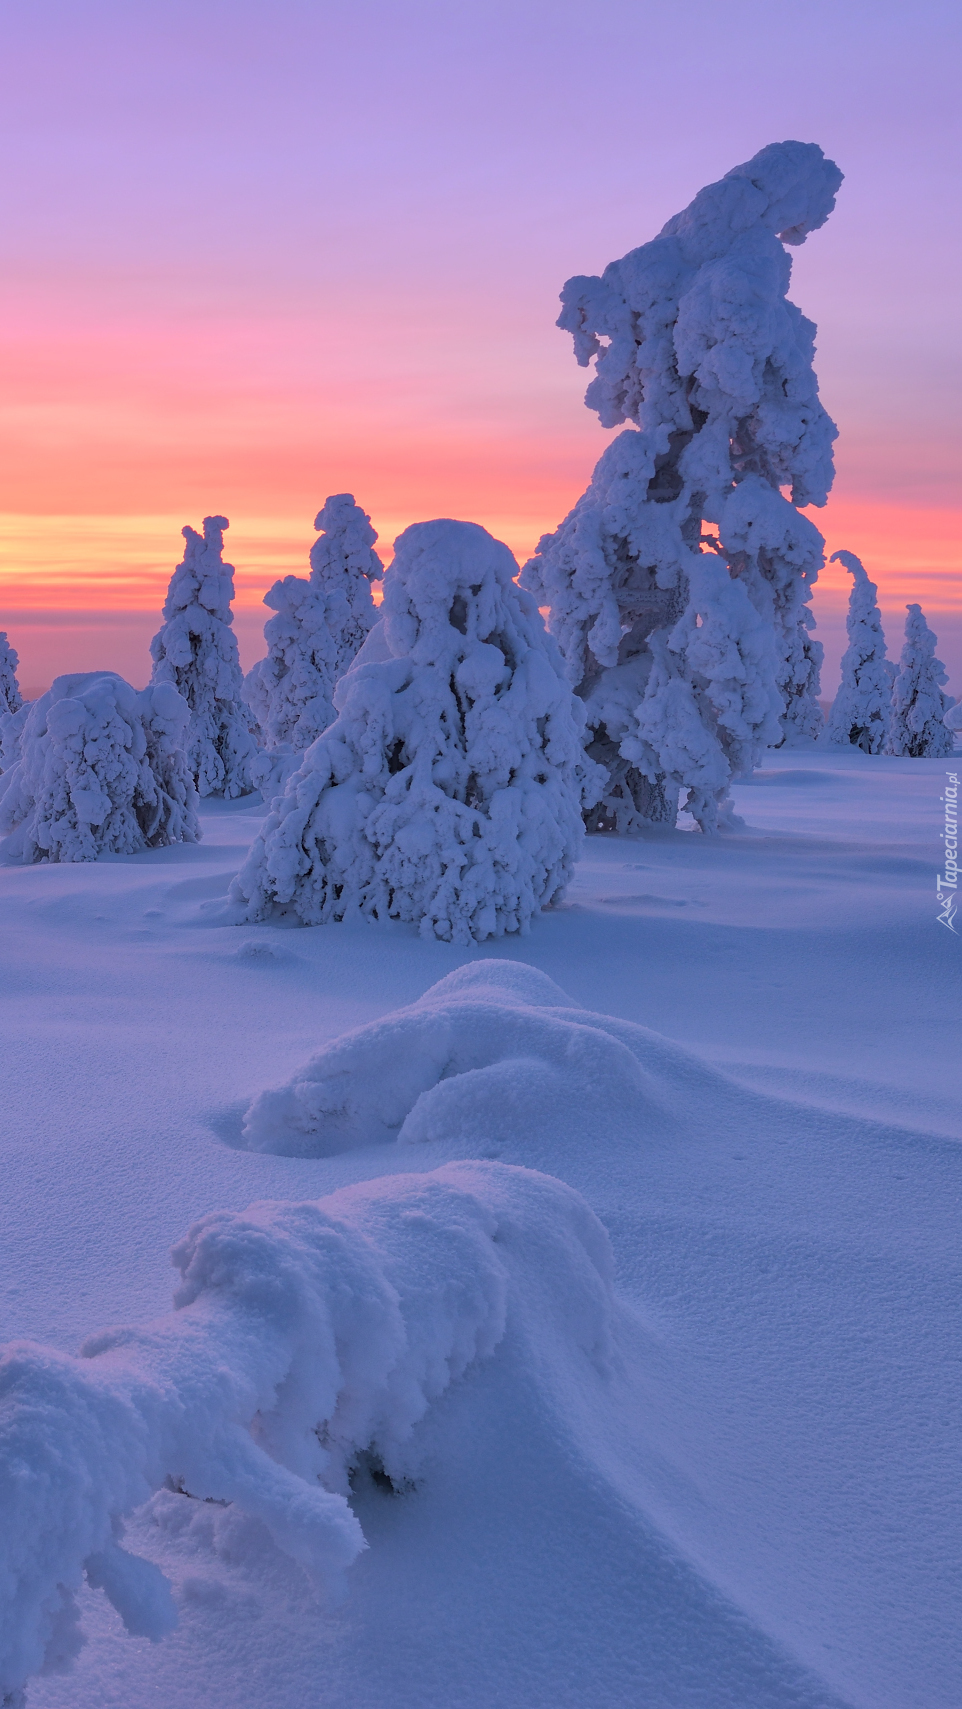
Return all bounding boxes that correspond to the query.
[150,517,257,799]
[523,140,840,831]
[240,957,721,1158]
[826,551,894,753]
[0,1161,614,1705]
[243,495,382,761]
[0,672,199,864]
[887,604,955,757]
[231,519,603,942]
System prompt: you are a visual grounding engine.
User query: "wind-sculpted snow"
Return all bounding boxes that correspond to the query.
[243,495,382,758]
[240,959,735,1159]
[523,141,840,830]
[887,604,955,758]
[150,516,257,799]
[0,1162,615,1705]
[231,520,603,942]
[0,672,199,863]
[826,552,893,754]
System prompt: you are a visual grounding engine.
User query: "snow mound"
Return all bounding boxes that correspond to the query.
[240,958,728,1158]
[0,1162,613,1704]
[0,672,199,864]
[231,519,603,943]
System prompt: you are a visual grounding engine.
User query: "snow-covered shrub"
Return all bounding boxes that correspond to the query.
[944,702,962,736]
[826,551,893,753]
[231,519,603,942]
[150,515,257,798]
[0,672,199,863]
[243,494,382,757]
[887,604,955,757]
[241,957,734,1159]
[522,140,841,831]
[0,1161,615,1702]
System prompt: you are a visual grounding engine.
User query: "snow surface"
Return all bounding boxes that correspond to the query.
[0,745,959,1708]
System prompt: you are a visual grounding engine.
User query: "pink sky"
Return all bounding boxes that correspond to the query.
[1,0,959,697]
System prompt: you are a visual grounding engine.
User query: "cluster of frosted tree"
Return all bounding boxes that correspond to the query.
[827,552,956,756]
[244,495,383,756]
[231,519,602,943]
[522,140,842,832]
[0,672,199,862]
[150,516,256,798]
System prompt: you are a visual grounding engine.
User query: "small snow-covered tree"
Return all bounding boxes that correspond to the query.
[231,519,603,943]
[0,632,22,718]
[150,516,256,797]
[887,604,955,757]
[523,140,841,831]
[243,494,382,752]
[0,672,199,863]
[826,551,893,753]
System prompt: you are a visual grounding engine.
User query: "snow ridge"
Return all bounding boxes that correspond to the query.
[0,1162,614,1704]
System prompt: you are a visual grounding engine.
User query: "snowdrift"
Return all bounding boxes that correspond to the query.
[0,1162,615,1704]
[241,958,732,1158]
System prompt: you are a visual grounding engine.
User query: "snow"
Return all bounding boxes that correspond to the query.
[150,518,257,800]
[0,673,199,863]
[242,495,382,760]
[524,141,840,832]
[0,743,959,1708]
[826,550,894,753]
[888,603,955,757]
[232,519,602,942]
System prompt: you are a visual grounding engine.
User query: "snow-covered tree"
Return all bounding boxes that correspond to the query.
[825,551,893,753]
[150,516,256,797]
[243,495,382,756]
[231,519,603,943]
[886,604,955,757]
[522,140,841,831]
[0,672,199,863]
[0,632,22,719]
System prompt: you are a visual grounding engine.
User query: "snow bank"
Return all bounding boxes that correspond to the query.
[0,673,199,864]
[523,141,841,829]
[231,520,603,942]
[0,1162,614,1704]
[240,959,725,1158]
[243,495,382,757]
[150,517,256,798]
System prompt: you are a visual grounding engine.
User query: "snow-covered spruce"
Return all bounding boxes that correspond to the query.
[826,551,894,753]
[523,140,841,831]
[0,1161,615,1703]
[243,494,382,769]
[231,520,603,943]
[0,672,199,864]
[0,631,26,775]
[886,604,955,757]
[241,958,738,1159]
[150,516,257,798]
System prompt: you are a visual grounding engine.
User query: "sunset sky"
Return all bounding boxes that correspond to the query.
[2,0,959,697]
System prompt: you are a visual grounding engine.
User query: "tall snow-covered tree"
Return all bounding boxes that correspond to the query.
[230,519,603,943]
[0,672,199,863]
[150,516,256,797]
[887,604,955,757]
[522,140,841,832]
[243,494,382,752]
[826,551,893,753]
